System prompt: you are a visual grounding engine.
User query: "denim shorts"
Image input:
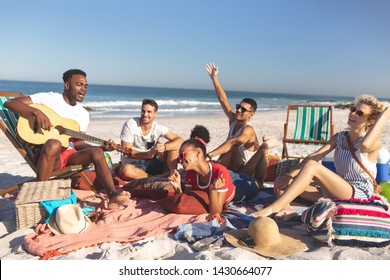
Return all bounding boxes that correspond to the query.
[229,171,259,202]
[133,156,167,175]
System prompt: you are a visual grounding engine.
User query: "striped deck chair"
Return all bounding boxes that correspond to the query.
[282,105,334,159]
[0,92,95,194]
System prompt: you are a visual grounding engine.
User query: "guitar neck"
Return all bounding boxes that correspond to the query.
[64,128,106,145]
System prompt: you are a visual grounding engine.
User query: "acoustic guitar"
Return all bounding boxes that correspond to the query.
[17,103,130,154]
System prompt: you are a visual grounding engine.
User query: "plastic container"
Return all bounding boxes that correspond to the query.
[321,147,390,184]
[376,147,390,183]
[322,150,336,172]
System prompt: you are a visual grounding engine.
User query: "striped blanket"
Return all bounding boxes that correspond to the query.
[302,196,390,247]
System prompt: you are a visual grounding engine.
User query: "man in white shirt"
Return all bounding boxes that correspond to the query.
[5,69,129,210]
[119,99,183,180]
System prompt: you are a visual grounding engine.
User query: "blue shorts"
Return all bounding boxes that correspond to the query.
[133,156,167,175]
[229,171,259,202]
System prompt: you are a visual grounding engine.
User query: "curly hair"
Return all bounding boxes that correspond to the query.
[354,95,387,125]
[190,125,210,144]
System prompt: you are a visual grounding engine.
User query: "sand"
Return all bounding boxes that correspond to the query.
[1,109,390,264]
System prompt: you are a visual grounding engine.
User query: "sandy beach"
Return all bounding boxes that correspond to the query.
[1,109,390,262]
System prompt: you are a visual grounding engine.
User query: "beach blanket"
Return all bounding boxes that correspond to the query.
[23,189,208,259]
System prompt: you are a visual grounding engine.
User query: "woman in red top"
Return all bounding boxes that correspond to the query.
[168,137,238,215]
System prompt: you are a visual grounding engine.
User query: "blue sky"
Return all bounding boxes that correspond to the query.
[1,0,389,98]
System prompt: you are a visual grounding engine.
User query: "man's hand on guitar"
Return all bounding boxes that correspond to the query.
[33,108,52,131]
[102,140,133,156]
[101,139,117,152]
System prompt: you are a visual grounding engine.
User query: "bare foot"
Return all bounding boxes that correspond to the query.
[262,135,280,149]
[251,207,275,218]
[274,209,298,221]
[108,191,130,211]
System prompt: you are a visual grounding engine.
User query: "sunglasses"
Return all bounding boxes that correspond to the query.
[177,148,197,162]
[349,106,366,117]
[236,104,253,113]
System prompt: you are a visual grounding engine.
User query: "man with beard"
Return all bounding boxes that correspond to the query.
[4,69,130,210]
[205,63,279,189]
[118,98,183,180]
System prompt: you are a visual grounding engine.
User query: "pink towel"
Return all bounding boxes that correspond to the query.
[24,190,208,259]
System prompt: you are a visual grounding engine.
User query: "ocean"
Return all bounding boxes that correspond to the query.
[0,80,371,119]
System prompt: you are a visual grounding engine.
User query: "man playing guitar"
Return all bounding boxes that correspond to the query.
[4,69,130,210]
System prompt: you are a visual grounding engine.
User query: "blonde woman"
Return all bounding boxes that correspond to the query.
[253,95,390,220]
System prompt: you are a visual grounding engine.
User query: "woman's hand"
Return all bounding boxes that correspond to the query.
[210,174,225,191]
[381,106,390,121]
[168,169,182,193]
[274,174,294,193]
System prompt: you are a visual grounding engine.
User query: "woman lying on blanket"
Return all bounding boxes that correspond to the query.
[253,95,390,220]
[168,135,262,218]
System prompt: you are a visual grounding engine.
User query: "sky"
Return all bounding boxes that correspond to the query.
[1,0,389,98]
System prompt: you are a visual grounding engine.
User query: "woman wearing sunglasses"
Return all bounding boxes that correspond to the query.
[168,137,259,215]
[252,95,390,220]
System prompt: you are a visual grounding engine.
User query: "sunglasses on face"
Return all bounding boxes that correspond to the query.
[235,104,253,113]
[349,106,366,117]
[177,148,197,162]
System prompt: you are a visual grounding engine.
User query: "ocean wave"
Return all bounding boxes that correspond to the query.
[83,99,220,108]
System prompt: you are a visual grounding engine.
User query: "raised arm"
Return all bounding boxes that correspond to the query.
[205,62,236,123]
[360,105,390,154]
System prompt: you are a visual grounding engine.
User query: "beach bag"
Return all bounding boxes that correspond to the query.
[301,196,390,247]
[265,156,300,181]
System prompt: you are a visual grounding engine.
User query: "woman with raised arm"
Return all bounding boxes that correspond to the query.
[252,95,390,220]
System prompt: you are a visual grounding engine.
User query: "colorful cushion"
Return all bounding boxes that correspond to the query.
[158,190,210,214]
[302,196,390,247]
[122,177,175,200]
[331,197,390,247]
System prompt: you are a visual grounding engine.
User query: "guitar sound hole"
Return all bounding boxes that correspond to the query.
[55,125,65,135]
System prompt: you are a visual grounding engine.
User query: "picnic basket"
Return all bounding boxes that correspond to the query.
[14,179,72,229]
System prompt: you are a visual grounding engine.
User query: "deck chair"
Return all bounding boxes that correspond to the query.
[0,91,95,193]
[282,104,334,159]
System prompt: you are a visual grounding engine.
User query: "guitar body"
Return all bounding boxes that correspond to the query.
[17,104,81,147]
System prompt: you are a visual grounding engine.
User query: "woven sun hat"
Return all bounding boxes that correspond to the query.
[48,204,92,235]
[223,216,307,258]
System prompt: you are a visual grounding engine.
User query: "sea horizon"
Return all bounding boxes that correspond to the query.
[2,79,385,119]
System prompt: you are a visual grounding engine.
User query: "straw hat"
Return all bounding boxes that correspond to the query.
[224,216,307,258]
[48,204,92,235]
